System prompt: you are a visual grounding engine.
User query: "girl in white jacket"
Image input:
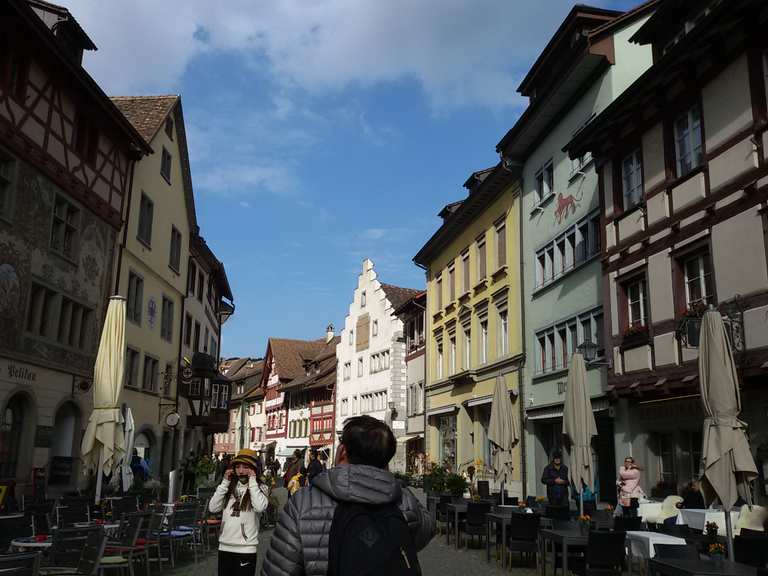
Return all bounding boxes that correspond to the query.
[209,449,269,576]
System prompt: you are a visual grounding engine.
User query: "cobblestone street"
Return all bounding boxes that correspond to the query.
[166,528,540,576]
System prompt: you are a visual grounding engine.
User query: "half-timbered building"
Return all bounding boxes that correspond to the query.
[0,0,149,493]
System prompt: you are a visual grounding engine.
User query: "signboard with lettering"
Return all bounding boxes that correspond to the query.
[4,362,37,383]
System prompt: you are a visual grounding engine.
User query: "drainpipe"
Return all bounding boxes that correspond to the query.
[173,267,188,469]
[516,182,529,499]
[414,261,428,464]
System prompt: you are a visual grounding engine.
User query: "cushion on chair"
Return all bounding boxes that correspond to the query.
[735,506,768,536]
[100,556,129,565]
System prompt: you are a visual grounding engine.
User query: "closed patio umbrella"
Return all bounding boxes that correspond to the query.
[81,296,127,504]
[698,309,757,560]
[562,353,597,517]
[488,374,519,504]
[457,404,474,473]
[121,407,135,492]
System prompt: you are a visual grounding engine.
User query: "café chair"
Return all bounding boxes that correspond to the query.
[0,552,41,576]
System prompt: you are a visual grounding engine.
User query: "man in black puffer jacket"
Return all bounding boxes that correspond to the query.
[261,416,434,576]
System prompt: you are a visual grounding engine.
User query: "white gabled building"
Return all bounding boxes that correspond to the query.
[335,259,421,473]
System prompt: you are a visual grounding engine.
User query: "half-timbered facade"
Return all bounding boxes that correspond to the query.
[0,0,149,493]
[567,0,768,499]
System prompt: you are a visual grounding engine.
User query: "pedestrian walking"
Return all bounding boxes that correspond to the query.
[616,456,644,517]
[306,449,324,486]
[261,415,434,576]
[209,448,270,576]
[183,449,197,494]
[541,451,569,506]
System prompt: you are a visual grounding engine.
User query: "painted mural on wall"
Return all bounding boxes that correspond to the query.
[554,193,578,224]
[0,158,115,374]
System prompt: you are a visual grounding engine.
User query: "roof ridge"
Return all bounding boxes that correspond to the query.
[110,94,179,100]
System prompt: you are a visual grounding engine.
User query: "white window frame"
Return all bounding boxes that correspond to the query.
[498,309,509,357]
[674,104,704,178]
[534,160,554,205]
[361,290,366,308]
[462,324,471,370]
[534,210,600,290]
[479,319,488,364]
[436,338,444,379]
[627,278,648,327]
[372,319,378,337]
[621,148,643,210]
[535,307,603,374]
[683,252,712,307]
[357,357,363,377]
[449,334,456,375]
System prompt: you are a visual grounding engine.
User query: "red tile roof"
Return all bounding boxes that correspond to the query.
[380,283,423,311]
[269,337,327,382]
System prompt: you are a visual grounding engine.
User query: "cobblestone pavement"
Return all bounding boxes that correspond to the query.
[167,528,540,576]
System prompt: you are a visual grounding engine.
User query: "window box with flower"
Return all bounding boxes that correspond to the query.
[621,323,650,350]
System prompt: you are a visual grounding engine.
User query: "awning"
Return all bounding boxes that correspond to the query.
[465,395,493,408]
[396,434,424,444]
[427,405,458,417]
[526,397,610,421]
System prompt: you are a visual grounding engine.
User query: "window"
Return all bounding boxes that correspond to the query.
[361,291,366,308]
[477,236,487,281]
[674,104,704,178]
[193,321,201,351]
[498,309,509,356]
[124,348,140,388]
[683,251,713,307]
[197,273,204,301]
[449,335,456,374]
[137,193,154,247]
[625,277,648,328]
[56,296,92,350]
[169,227,182,272]
[184,314,192,347]
[480,320,488,364]
[165,116,174,140]
[187,263,196,295]
[204,327,209,353]
[219,384,229,409]
[160,296,174,342]
[348,329,354,345]
[341,398,348,416]
[163,363,173,396]
[357,357,363,377]
[495,219,507,269]
[406,313,425,352]
[535,161,554,204]
[50,195,80,260]
[448,262,455,302]
[127,272,143,325]
[461,250,470,293]
[622,149,643,210]
[343,361,351,380]
[73,113,98,165]
[0,154,15,221]
[436,339,444,379]
[535,308,603,374]
[161,147,172,183]
[463,325,471,369]
[142,355,159,392]
[535,211,601,289]
[372,320,378,337]
[435,273,443,310]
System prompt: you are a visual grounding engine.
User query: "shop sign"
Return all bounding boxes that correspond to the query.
[1,359,38,384]
[392,420,405,430]
[638,398,702,422]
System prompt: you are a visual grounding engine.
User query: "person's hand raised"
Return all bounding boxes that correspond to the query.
[224,469,233,481]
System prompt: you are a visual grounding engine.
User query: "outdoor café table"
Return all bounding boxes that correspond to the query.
[539,526,587,576]
[649,557,757,576]
[485,509,539,568]
[677,508,740,533]
[10,536,52,552]
[446,502,467,549]
[626,531,687,576]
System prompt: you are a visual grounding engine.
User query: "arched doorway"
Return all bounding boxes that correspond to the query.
[49,402,81,486]
[0,393,34,480]
[134,430,155,476]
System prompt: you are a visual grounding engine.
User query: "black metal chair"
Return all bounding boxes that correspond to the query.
[436,496,451,537]
[56,504,89,528]
[0,515,33,553]
[740,528,768,538]
[653,543,700,560]
[40,528,106,576]
[48,527,102,568]
[0,552,41,576]
[476,481,490,499]
[569,530,625,575]
[613,515,642,532]
[461,502,491,549]
[735,535,768,568]
[658,523,690,538]
[505,513,539,567]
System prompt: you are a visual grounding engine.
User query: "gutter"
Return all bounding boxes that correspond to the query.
[516,173,529,499]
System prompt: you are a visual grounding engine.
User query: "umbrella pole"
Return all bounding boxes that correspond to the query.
[579,484,584,517]
[724,508,735,561]
[95,447,104,505]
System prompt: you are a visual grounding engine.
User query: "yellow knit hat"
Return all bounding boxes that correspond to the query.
[231,448,260,470]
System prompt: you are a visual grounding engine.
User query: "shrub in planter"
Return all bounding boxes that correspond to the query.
[445,473,468,497]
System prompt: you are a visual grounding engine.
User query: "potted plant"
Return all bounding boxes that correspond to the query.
[445,473,468,498]
[708,542,725,559]
[423,465,447,495]
[577,514,592,535]
[622,323,650,348]
[705,521,719,541]
[678,301,707,347]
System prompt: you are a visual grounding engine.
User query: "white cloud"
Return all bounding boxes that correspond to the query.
[196,163,297,197]
[67,0,601,111]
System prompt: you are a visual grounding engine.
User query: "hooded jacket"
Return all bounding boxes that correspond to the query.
[260,464,434,576]
[209,476,269,554]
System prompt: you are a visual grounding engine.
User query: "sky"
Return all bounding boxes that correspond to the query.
[67,0,636,358]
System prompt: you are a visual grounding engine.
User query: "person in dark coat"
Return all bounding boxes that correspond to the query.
[541,451,570,506]
[305,449,324,486]
[260,416,434,576]
[681,479,705,509]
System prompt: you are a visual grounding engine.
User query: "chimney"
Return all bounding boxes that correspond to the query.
[326,324,335,343]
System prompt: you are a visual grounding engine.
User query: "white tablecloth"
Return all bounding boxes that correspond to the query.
[638,502,662,523]
[626,530,687,560]
[676,508,740,533]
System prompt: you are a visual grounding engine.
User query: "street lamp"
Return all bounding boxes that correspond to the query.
[576,338,610,366]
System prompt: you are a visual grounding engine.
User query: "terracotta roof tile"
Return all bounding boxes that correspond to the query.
[380,283,423,311]
[269,337,327,382]
[110,95,178,143]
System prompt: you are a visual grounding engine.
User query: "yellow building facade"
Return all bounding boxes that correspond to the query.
[111,96,196,477]
[414,164,523,496]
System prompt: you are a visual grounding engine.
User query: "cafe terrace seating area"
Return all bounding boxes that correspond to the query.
[0,491,222,576]
[426,488,768,576]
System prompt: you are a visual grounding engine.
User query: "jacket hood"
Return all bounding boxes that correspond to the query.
[312,464,401,505]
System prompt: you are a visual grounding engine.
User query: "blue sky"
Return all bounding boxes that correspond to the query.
[69,0,635,358]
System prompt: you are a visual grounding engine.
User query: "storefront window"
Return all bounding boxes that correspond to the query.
[437,413,456,471]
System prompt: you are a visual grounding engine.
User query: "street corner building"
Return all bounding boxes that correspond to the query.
[564,0,768,501]
[0,0,150,492]
[334,259,423,474]
[414,164,525,497]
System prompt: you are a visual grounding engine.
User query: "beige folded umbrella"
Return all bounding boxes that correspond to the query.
[562,353,597,516]
[699,309,757,559]
[81,296,126,504]
[488,374,519,502]
[457,404,474,472]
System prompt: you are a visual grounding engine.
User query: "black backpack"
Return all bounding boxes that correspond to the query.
[327,500,421,576]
